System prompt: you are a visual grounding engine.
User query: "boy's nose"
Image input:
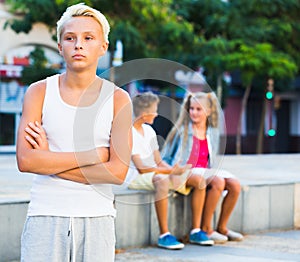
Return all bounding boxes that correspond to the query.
[75,39,83,49]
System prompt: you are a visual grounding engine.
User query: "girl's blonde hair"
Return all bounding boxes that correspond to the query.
[132,92,160,117]
[56,3,110,43]
[164,91,219,147]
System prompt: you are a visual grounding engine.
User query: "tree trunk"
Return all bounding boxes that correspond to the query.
[236,84,252,154]
[256,99,267,154]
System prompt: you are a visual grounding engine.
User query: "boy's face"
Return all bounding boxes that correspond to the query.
[142,102,158,125]
[58,16,108,71]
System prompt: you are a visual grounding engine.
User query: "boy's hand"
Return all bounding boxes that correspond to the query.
[24,121,109,165]
[25,121,49,150]
[171,163,191,175]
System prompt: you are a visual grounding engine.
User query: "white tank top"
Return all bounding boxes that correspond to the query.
[27,74,117,217]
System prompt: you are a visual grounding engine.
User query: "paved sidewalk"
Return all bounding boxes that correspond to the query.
[115,230,300,262]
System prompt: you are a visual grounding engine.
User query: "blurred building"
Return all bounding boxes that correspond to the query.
[0,3,60,152]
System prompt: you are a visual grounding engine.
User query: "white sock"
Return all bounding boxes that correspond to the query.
[190,228,201,235]
[159,232,171,239]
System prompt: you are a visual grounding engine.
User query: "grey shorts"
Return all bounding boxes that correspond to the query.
[21,216,116,262]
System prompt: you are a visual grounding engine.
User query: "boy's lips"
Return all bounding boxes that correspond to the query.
[73,54,85,58]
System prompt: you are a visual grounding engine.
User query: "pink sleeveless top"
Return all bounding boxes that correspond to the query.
[187,136,209,168]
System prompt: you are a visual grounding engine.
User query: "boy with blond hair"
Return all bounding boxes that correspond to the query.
[17,4,132,261]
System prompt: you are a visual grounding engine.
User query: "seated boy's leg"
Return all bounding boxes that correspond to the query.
[153,174,170,201]
[152,174,170,234]
[128,172,155,191]
[183,173,213,246]
[152,175,171,223]
[170,169,193,196]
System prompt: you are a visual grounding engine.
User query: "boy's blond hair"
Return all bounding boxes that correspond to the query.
[56,3,110,43]
[132,92,160,117]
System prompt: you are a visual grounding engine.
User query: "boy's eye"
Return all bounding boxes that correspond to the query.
[86,36,93,40]
[65,36,74,41]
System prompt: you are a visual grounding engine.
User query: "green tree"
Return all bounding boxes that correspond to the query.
[198,37,229,104]
[21,46,58,85]
[4,0,198,67]
[227,0,300,66]
[4,0,85,40]
[175,0,299,153]
[172,0,229,39]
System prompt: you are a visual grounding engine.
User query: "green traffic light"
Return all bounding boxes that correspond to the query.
[268,129,276,136]
[266,91,273,100]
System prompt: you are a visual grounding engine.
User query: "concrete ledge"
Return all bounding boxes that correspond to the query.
[114,182,297,249]
[0,154,299,260]
[0,182,297,260]
[226,183,296,233]
[0,202,28,262]
[295,184,300,228]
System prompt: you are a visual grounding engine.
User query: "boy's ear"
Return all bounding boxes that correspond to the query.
[101,42,109,52]
[58,43,62,55]
[141,112,148,120]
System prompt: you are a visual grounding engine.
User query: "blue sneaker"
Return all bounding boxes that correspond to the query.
[189,230,214,246]
[158,234,185,250]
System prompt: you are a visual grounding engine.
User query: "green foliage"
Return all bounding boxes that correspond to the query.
[4,0,85,39]
[200,37,229,72]
[172,0,229,38]
[29,47,48,68]
[109,20,147,60]
[4,0,300,89]
[21,66,58,86]
[223,41,297,86]
[227,0,300,67]
[21,47,58,85]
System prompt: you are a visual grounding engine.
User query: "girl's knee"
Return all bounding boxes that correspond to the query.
[207,176,225,191]
[225,178,241,195]
[187,174,206,190]
[195,175,206,190]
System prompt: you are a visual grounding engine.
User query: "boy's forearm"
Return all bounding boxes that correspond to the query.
[158,160,172,169]
[57,160,129,185]
[154,167,171,174]
[17,148,101,175]
[56,170,89,184]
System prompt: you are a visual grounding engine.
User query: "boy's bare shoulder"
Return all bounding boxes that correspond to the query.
[21,78,49,116]
[26,79,47,98]
[113,86,131,104]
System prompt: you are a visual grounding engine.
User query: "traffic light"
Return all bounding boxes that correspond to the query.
[267,128,276,137]
[266,79,276,137]
[265,91,273,100]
